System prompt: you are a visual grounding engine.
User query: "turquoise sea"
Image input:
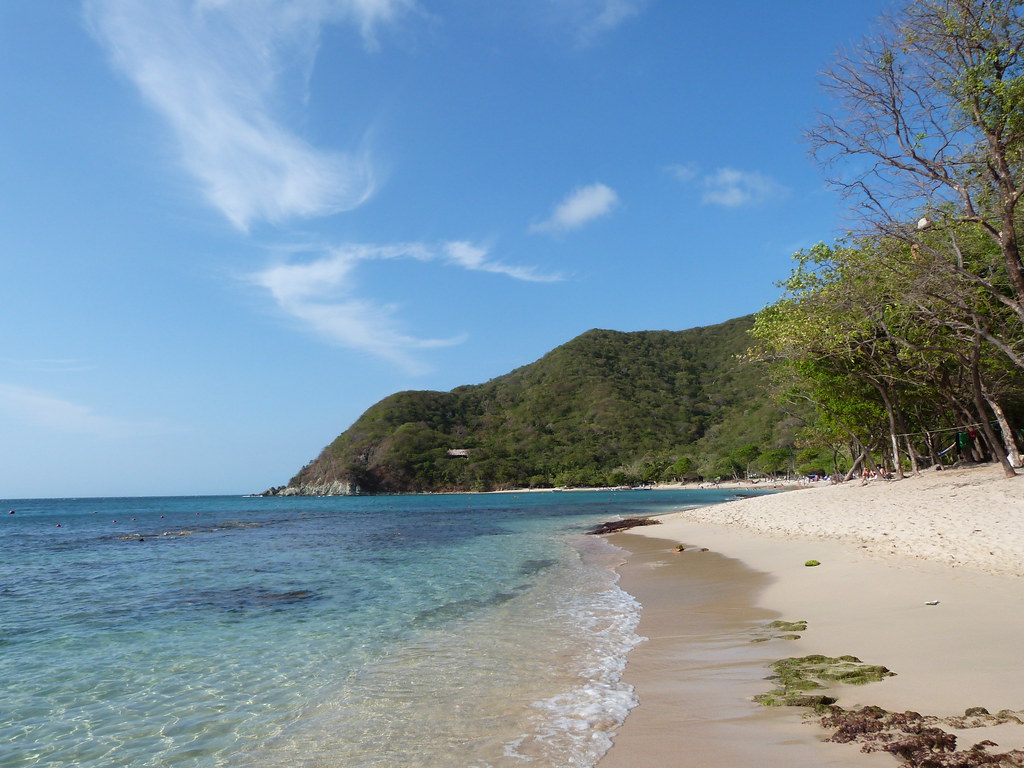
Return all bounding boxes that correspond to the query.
[1,489,751,768]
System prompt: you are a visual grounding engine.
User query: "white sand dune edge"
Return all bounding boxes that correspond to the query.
[600,463,1024,766]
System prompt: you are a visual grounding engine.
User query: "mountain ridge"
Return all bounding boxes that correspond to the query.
[266,315,806,495]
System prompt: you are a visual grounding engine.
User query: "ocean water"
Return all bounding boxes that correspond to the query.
[1,489,753,768]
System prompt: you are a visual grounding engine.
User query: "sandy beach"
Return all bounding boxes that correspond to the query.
[599,463,1024,767]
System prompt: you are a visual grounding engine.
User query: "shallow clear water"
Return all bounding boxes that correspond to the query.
[0,489,754,768]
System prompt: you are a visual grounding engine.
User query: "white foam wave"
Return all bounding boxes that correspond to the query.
[504,537,645,767]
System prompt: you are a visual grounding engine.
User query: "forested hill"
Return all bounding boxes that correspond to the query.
[267,315,807,495]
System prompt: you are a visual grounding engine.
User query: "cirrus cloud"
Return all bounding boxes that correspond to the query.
[0,383,171,437]
[543,0,647,46]
[701,167,788,207]
[250,241,560,372]
[669,163,788,207]
[84,0,414,230]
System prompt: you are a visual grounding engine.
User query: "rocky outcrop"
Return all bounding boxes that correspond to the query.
[260,480,360,497]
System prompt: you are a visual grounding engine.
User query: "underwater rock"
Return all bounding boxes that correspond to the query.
[256,589,316,602]
[184,586,320,613]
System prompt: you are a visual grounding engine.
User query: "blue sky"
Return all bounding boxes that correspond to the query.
[1,0,891,498]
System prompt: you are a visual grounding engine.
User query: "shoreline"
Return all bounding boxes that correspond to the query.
[599,464,1024,766]
[599,532,879,767]
[260,477,800,498]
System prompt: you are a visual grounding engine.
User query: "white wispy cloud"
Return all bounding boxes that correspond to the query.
[0,358,96,373]
[83,2,566,371]
[442,241,562,282]
[531,182,618,234]
[669,164,788,207]
[84,0,413,230]
[701,168,787,207]
[250,242,559,372]
[666,163,697,183]
[0,383,167,437]
[546,0,646,45]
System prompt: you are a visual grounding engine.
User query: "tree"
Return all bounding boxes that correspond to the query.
[809,0,1024,316]
[797,0,1024,478]
[752,239,1023,478]
[730,444,762,478]
[757,447,794,477]
[667,456,695,480]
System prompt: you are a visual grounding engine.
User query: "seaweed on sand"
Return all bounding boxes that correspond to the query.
[750,619,808,643]
[753,654,894,710]
[819,706,1024,767]
[756,653,1024,767]
[586,518,661,534]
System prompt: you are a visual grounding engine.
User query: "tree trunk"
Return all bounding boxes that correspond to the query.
[874,382,904,479]
[842,433,881,483]
[903,435,920,475]
[968,337,1015,478]
[985,392,1022,468]
[924,430,939,466]
[844,452,865,482]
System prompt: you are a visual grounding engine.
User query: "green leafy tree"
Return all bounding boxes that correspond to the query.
[666,456,695,480]
[729,444,762,479]
[756,448,793,477]
[752,237,1024,478]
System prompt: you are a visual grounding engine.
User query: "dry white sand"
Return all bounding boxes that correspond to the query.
[666,464,1024,576]
[599,463,1024,767]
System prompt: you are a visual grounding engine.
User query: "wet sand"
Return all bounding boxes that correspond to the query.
[599,465,1024,767]
[599,534,880,767]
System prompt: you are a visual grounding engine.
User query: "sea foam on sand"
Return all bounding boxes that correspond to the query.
[599,464,1024,767]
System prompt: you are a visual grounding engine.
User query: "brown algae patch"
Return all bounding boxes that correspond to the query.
[755,644,1024,766]
[587,518,661,535]
[819,706,1024,766]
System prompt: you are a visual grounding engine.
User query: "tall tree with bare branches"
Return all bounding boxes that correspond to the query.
[809,0,1024,314]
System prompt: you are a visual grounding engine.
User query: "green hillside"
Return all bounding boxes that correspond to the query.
[269,316,808,494]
